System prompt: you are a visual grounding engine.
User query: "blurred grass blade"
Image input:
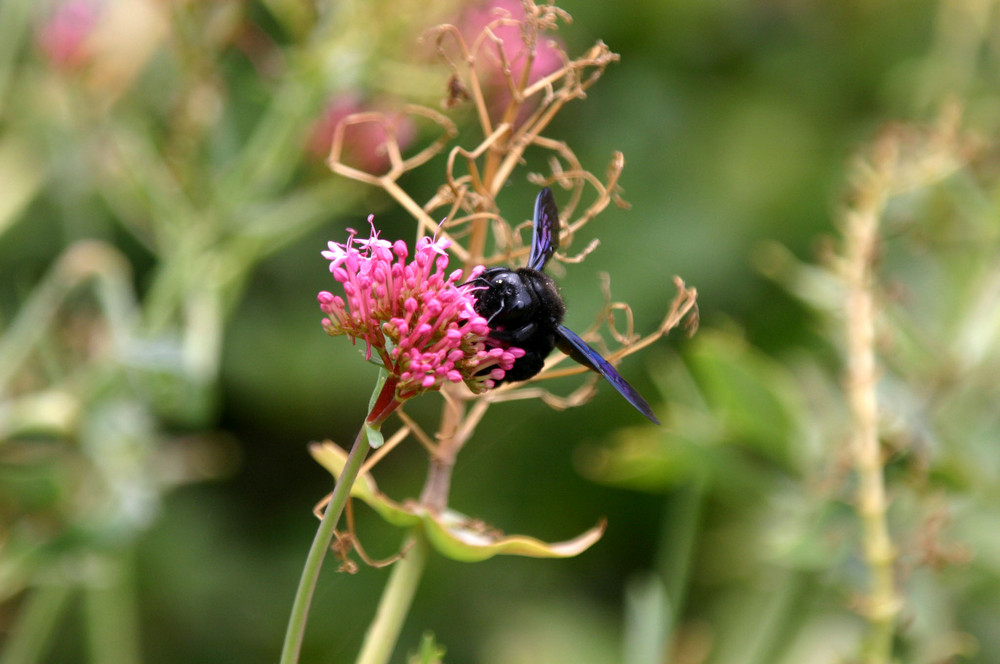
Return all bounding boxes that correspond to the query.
[623,573,672,664]
[0,0,32,114]
[0,585,72,664]
[0,136,45,240]
[0,241,136,394]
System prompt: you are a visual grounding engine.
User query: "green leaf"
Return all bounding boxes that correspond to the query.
[309,442,605,561]
[368,367,388,412]
[408,631,446,664]
[365,368,389,448]
[364,423,385,450]
[684,330,805,469]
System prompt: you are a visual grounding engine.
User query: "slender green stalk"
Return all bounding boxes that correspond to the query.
[623,478,705,664]
[739,572,808,664]
[280,424,372,664]
[355,532,430,664]
[656,478,705,622]
[0,0,31,115]
[84,554,141,664]
[0,584,72,664]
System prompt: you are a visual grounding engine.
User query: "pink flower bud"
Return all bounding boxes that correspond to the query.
[37,0,100,71]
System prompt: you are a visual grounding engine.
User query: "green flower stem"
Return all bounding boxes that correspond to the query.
[0,0,32,115]
[355,531,430,664]
[0,584,72,664]
[658,478,705,649]
[84,553,141,664]
[280,424,372,664]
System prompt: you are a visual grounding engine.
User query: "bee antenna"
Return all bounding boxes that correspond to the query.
[458,276,488,289]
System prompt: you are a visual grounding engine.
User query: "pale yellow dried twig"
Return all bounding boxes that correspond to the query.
[840,132,899,664]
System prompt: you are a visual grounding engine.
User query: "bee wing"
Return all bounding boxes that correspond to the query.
[555,324,660,424]
[527,187,560,271]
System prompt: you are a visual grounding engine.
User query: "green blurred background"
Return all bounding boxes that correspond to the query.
[4,0,1000,662]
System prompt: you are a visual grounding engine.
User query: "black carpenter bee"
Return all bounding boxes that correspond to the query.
[470,188,660,423]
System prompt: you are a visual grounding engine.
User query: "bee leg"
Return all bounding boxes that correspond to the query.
[486,322,538,345]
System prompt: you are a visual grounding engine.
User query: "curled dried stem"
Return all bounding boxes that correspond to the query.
[489,277,698,397]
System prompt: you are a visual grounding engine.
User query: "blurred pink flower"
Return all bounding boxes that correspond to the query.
[308,94,417,174]
[458,0,564,121]
[37,0,101,70]
[318,218,524,414]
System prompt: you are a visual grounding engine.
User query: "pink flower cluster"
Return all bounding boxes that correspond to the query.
[318,219,524,400]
